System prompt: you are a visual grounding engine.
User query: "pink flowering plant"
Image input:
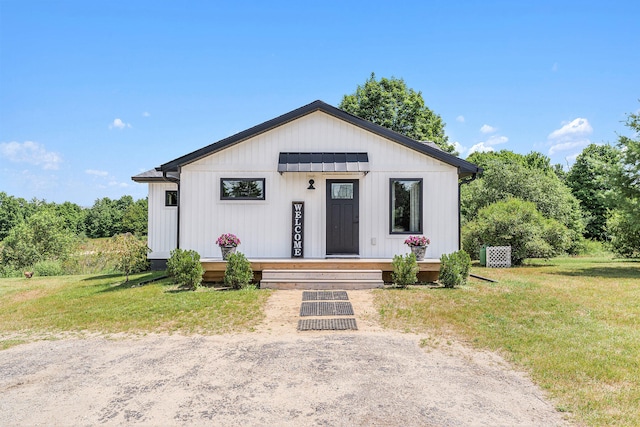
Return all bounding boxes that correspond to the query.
[216,233,241,247]
[404,235,430,247]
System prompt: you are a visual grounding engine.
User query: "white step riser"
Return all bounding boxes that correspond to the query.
[260,269,384,290]
[262,269,382,281]
[262,272,382,280]
[260,281,384,290]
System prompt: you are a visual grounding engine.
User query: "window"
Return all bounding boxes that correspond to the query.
[331,182,354,199]
[390,179,422,233]
[221,178,265,200]
[165,190,178,206]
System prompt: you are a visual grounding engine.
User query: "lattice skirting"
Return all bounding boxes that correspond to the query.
[486,246,511,268]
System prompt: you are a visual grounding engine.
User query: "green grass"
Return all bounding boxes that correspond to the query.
[0,272,271,347]
[375,256,640,427]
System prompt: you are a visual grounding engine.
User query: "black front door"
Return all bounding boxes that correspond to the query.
[326,180,359,255]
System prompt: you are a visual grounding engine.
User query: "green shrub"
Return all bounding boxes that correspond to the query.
[224,252,254,290]
[0,264,21,278]
[33,260,64,276]
[166,248,204,291]
[574,239,609,256]
[607,209,640,258]
[439,250,471,288]
[0,209,77,271]
[391,252,419,288]
[462,198,572,265]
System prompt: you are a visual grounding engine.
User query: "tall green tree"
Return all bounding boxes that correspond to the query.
[51,201,87,236]
[121,198,148,235]
[85,197,117,238]
[340,73,455,153]
[607,109,640,257]
[85,195,141,238]
[0,192,32,240]
[466,150,563,177]
[566,144,620,240]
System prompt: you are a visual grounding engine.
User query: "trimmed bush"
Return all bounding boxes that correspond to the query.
[224,252,254,289]
[439,250,471,288]
[166,248,204,291]
[391,252,419,288]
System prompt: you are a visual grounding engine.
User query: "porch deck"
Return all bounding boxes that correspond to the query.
[201,258,441,284]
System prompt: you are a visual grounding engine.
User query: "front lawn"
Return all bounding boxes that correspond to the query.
[375,256,640,427]
[0,272,270,349]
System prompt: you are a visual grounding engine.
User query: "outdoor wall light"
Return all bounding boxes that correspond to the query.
[307,179,315,190]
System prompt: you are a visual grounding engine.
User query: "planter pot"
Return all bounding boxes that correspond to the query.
[220,245,237,260]
[410,245,427,261]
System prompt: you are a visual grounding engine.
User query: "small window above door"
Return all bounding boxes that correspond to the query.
[331,182,354,199]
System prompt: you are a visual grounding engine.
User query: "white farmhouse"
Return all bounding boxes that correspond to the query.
[133,100,480,287]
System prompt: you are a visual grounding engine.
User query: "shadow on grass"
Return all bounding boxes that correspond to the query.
[97,272,169,293]
[82,273,122,281]
[550,266,640,279]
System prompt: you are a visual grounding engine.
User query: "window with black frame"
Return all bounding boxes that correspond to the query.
[390,178,422,233]
[165,190,178,206]
[220,178,265,200]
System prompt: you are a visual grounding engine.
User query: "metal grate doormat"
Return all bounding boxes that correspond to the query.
[297,318,358,331]
[300,302,354,316]
[302,291,349,301]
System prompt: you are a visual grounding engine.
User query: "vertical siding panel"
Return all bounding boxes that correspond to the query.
[147,182,177,259]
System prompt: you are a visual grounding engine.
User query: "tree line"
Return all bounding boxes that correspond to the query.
[0,194,147,241]
[0,194,148,276]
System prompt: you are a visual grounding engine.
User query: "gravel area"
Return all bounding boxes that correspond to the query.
[0,290,569,426]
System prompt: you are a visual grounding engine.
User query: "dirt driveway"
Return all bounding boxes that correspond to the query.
[0,290,569,426]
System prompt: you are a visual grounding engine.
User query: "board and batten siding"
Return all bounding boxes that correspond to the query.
[178,111,459,259]
[148,182,178,259]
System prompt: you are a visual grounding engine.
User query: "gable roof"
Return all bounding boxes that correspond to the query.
[157,100,481,178]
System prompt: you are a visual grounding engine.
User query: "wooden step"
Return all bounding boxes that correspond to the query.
[260,269,384,290]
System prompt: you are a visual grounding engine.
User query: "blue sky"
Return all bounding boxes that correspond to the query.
[1,0,638,206]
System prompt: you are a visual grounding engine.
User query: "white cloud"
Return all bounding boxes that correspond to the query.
[85,169,109,177]
[549,139,590,155]
[142,111,150,117]
[480,124,497,134]
[548,118,592,140]
[468,142,495,155]
[552,63,558,72]
[109,118,131,129]
[547,117,593,156]
[485,135,508,145]
[108,180,129,188]
[86,168,129,189]
[0,141,62,170]
[462,134,508,156]
[456,115,465,123]
[452,141,466,156]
